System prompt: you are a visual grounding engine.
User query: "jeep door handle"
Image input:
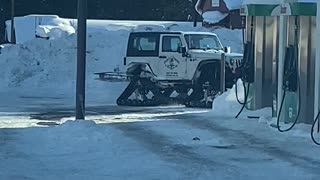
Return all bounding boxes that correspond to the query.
[159,56,167,58]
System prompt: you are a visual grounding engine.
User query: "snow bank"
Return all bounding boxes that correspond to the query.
[36,25,75,40]
[0,28,130,89]
[207,77,311,140]
[202,11,228,24]
[210,79,272,119]
[211,79,244,116]
[34,15,76,40]
[5,15,75,44]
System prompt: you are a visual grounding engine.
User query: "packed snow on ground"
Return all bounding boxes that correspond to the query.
[0,120,184,179]
[1,110,319,180]
[0,96,319,180]
[206,79,317,140]
[0,102,319,180]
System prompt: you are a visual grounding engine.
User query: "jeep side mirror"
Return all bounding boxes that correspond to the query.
[224,47,231,53]
[178,46,187,54]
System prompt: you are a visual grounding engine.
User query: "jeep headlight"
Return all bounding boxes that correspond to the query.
[229,58,235,66]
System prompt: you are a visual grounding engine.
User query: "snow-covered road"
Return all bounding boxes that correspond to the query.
[0,94,319,179]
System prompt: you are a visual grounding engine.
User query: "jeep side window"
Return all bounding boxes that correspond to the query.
[184,34,223,51]
[162,36,182,52]
[127,34,159,57]
[138,37,156,51]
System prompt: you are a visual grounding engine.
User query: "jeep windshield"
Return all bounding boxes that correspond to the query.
[184,34,223,51]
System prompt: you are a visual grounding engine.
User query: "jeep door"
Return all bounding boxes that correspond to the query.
[126,33,160,77]
[158,34,187,80]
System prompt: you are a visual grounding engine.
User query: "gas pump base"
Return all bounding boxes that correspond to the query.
[279,91,298,124]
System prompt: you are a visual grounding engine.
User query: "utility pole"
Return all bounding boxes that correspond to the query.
[75,0,87,120]
[10,0,15,44]
[192,0,198,27]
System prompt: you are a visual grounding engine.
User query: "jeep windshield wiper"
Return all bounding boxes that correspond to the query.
[201,47,211,51]
[189,47,220,52]
[203,48,221,52]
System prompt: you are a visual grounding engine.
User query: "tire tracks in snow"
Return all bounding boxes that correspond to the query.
[173,115,320,175]
[112,122,244,180]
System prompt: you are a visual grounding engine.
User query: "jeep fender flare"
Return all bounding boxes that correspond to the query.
[127,63,157,78]
[192,59,221,82]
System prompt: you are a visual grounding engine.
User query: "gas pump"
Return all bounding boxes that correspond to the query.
[237,2,281,118]
[311,0,320,146]
[276,16,300,132]
[277,1,318,145]
[235,18,248,106]
[235,17,255,118]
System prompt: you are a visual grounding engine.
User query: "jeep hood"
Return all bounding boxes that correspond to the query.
[225,52,243,57]
[190,50,243,59]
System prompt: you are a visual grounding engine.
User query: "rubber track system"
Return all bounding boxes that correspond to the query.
[184,84,214,109]
[117,77,215,108]
[117,77,168,106]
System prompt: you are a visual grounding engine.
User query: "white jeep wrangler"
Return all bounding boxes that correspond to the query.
[117,31,243,108]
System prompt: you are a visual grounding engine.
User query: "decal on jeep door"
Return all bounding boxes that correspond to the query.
[164,56,180,70]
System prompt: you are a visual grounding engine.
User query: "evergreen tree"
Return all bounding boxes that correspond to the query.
[3,0,195,21]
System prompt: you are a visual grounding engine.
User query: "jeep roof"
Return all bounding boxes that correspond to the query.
[129,31,218,36]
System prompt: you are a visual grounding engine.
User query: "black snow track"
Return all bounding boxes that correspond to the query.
[117,77,168,107]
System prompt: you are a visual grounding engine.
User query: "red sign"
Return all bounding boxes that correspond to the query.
[240,7,245,14]
[281,6,287,14]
